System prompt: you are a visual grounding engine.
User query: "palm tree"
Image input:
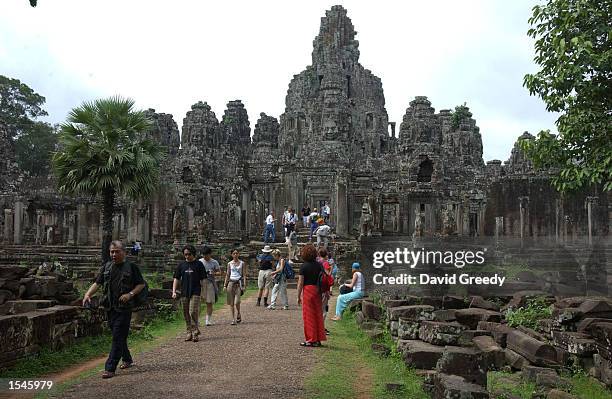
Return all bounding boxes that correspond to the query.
[52,96,165,263]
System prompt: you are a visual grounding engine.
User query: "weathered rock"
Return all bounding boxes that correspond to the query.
[400,340,445,370]
[507,329,557,366]
[577,299,612,315]
[502,291,550,311]
[459,330,492,347]
[388,305,434,322]
[576,317,612,334]
[436,346,488,386]
[35,275,58,298]
[361,300,382,320]
[505,348,531,370]
[22,310,55,346]
[0,289,15,305]
[37,305,80,324]
[522,365,558,384]
[547,389,577,399]
[389,320,398,336]
[472,335,505,369]
[517,326,547,342]
[551,331,598,356]
[419,321,467,346]
[365,328,384,340]
[355,310,365,326]
[385,297,419,309]
[0,299,54,315]
[592,354,612,388]
[0,314,31,353]
[148,288,172,300]
[432,373,490,398]
[348,299,363,312]
[442,295,468,309]
[397,317,419,340]
[433,309,457,322]
[589,322,612,357]
[455,308,501,329]
[0,266,29,281]
[469,296,500,311]
[477,321,513,347]
[371,342,391,357]
[553,307,583,325]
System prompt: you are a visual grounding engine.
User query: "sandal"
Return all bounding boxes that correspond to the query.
[236,315,242,323]
[119,362,133,370]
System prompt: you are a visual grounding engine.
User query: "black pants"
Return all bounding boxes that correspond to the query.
[105,309,133,372]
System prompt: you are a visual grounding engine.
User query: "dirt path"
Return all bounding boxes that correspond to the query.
[54,289,316,399]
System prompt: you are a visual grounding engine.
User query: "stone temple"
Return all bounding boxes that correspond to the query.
[0,5,609,248]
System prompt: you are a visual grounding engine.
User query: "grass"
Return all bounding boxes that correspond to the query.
[488,371,612,399]
[304,311,428,399]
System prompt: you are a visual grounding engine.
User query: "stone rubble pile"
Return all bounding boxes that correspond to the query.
[354,292,612,398]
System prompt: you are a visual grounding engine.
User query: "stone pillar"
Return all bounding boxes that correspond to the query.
[77,203,88,245]
[555,199,561,243]
[35,209,44,244]
[335,175,348,237]
[13,201,24,245]
[137,208,146,242]
[495,216,504,241]
[242,188,251,233]
[4,209,14,244]
[519,196,529,243]
[67,211,76,245]
[586,196,598,246]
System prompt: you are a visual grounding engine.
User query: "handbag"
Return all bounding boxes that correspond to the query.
[340,284,353,295]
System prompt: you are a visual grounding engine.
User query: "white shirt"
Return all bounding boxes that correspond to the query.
[199,258,220,274]
[353,272,364,292]
[287,213,297,224]
[266,214,274,225]
[322,205,330,215]
[308,212,319,223]
[228,260,243,281]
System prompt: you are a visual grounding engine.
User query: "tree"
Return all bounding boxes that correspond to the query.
[14,122,58,175]
[0,75,48,139]
[521,0,612,192]
[52,97,165,263]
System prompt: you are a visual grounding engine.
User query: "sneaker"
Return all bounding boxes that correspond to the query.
[283,306,289,310]
[184,333,193,341]
[231,320,237,325]
[205,320,213,326]
[267,305,276,310]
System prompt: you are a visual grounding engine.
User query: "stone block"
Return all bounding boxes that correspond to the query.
[455,308,501,329]
[589,322,612,348]
[0,289,15,305]
[505,348,531,370]
[52,320,77,349]
[469,296,500,311]
[436,346,488,386]
[459,330,492,347]
[593,354,612,388]
[348,299,362,312]
[371,342,391,357]
[365,328,384,340]
[442,295,468,309]
[477,321,513,347]
[577,299,612,315]
[522,365,558,383]
[0,300,54,315]
[0,278,21,294]
[547,389,577,399]
[38,305,80,324]
[419,321,467,346]
[433,309,457,322]
[388,305,434,322]
[389,320,398,336]
[576,317,612,334]
[361,300,382,321]
[0,314,31,353]
[22,310,55,346]
[385,297,419,309]
[0,266,29,281]
[397,317,419,340]
[432,373,490,399]
[551,331,598,356]
[35,275,58,298]
[400,340,445,370]
[355,310,365,326]
[507,329,557,366]
[552,307,583,325]
[472,335,505,370]
[517,326,547,342]
[148,288,172,300]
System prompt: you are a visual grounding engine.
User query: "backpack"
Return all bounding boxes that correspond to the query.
[284,260,296,279]
[317,268,334,293]
[100,261,148,309]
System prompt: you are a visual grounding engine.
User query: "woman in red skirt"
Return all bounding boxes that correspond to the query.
[297,244,327,347]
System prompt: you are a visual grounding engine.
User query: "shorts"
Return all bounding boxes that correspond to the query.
[258,269,274,290]
[226,281,242,305]
[202,279,217,303]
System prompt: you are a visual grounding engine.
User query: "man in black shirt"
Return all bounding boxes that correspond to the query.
[172,244,207,342]
[83,240,146,379]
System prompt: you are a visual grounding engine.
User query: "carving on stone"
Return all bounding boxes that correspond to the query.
[359,198,373,239]
[413,209,424,239]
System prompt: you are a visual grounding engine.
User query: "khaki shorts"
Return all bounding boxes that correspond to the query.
[257,269,274,289]
[201,279,217,303]
[226,281,242,305]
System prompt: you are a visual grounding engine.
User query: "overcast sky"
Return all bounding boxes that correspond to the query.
[0,0,558,161]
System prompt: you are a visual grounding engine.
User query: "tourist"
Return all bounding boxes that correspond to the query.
[296,244,327,347]
[268,249,289,310]
[287,229,298,261]
[314,220,331,248]
[318,248,333,335]
[286,207,297,237]
[133,241,141,256]
[199,246,221,326]
[172,244,207,342]
[331,262,365,321]
[256,245,275,307]
[224,249,245,325]
[322,202,331,224]
[263,210,276,243]
[282,205,289,236]
[301,203,311,228]
[308,208,319,241]
[82,240,146,378]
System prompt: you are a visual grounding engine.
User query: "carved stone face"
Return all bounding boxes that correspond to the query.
[323,120,338,140]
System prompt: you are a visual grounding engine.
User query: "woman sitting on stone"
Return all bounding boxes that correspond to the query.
[331,262,364,321]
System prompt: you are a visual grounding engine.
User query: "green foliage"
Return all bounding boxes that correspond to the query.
[488,371,539,399]
[0,75,47,139]
[522,0,612,192]
[450,103,472,130]
[15,122,58,175]
[506,297,553,329]
[52,96,165,200]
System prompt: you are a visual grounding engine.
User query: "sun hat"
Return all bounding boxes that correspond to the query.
[351,262,361,269]
[262,245,273,253]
